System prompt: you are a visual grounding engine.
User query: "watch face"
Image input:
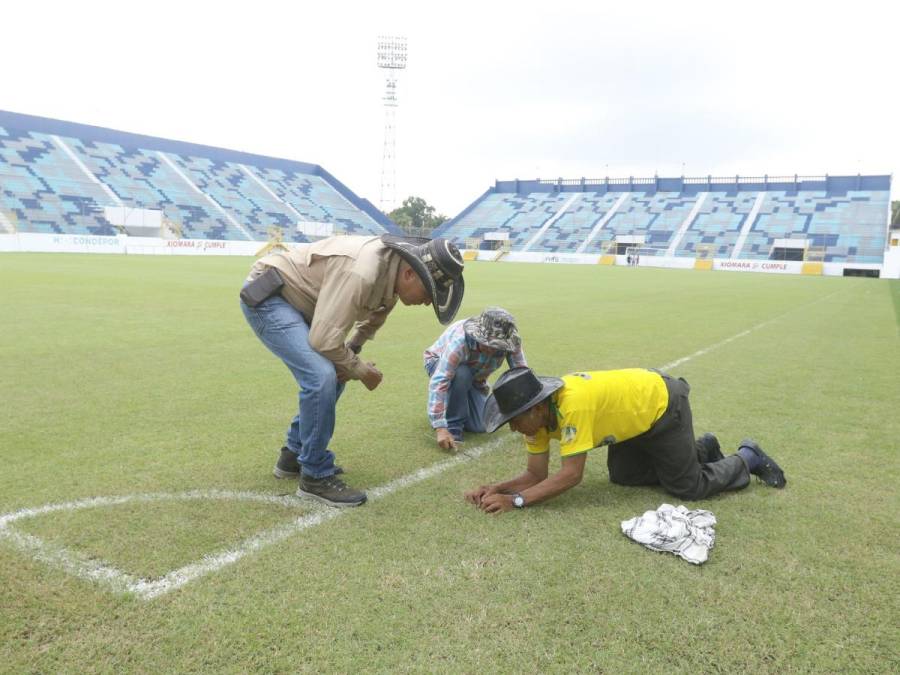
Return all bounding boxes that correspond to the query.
[513,495,525,508]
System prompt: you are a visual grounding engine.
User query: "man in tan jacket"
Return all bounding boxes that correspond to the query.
[241,234,465,507]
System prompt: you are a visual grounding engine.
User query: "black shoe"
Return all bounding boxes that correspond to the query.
[739,439,786,488]
[697,433,725,463]
[273,447,343,479]
[297,474,367,508]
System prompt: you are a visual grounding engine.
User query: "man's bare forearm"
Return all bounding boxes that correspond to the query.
[489,470,544,495]
[519,469,582,505]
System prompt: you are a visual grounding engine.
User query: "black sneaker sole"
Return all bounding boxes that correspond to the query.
[274,463,343,479]
[296,488,366,508]
[273,465,300,479]
[740,438,786,489]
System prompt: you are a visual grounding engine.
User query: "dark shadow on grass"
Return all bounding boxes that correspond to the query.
[542,476,753,514]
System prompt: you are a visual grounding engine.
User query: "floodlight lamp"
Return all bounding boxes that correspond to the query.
[376,35,407,70]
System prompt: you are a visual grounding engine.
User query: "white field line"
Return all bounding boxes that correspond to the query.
[136,438,510,599]
[659,289,844,371]
[0,289,844,599]
[660,324,766,372]
[1,528,139,594]
[0,440,510,600]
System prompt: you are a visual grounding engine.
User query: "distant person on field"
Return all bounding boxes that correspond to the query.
[424,307,527,450]
[241,234,465,507]
[465,367,785,513]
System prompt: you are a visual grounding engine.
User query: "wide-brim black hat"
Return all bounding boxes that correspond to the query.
[484,367,564,433]
[381,234,465,325]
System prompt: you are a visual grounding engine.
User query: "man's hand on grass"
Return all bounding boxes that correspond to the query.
[478,493,515,514]
[464,484,499,506]
[436,428,458,450]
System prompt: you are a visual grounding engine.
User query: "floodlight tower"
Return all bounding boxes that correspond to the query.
[377,35,407,212]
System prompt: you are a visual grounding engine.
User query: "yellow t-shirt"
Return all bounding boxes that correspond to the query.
[525,369,669,457]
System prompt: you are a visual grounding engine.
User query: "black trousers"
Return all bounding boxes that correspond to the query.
[606,374,749,500]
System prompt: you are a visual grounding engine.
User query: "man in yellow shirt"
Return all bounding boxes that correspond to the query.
[465,367,785,514]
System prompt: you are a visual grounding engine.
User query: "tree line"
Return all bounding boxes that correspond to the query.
[386,196,448,238]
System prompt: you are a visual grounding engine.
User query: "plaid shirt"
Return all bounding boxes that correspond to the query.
[424,320,527,429]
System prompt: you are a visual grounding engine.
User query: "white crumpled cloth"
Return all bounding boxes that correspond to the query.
[620,503,717,565]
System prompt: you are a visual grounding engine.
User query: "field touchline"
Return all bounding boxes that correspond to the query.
[660,288,845,371]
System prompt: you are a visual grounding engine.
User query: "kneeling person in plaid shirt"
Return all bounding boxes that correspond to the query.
[424,307,527,450]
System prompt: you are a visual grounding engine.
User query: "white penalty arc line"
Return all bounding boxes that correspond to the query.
[0,288,845,599]
[0,438,511,600]
[136,437,511,600]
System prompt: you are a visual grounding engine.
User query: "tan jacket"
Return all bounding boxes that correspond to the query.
[248,235,401,379]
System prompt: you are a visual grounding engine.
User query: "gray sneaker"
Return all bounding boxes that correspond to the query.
[273,447,343,479]
[297,474,367,508]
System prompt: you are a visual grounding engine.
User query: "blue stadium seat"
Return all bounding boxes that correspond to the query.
[0,110,396,241]
[676,191,759,258]
[529,192,622,252]
[0,131,116,235]
[741,190,888,262]
[441,177,890,264]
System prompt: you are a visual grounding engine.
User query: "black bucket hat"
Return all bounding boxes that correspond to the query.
[483,367,564,433]
[381,234,465,324]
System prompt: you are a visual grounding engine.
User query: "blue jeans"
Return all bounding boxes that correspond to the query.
[430,363,488,440]
[241,295,344,478]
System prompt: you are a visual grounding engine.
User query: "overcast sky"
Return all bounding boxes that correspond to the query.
[2,0,897,216]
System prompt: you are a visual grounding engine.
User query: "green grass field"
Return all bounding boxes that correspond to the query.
[2,253,898,673]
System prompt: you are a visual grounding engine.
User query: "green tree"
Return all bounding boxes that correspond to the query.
[387,196,448,237]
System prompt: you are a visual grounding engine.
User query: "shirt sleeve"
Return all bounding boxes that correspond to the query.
[426,334,466,429]
[306,260,369,380]
[347,297,397,349]
[525,428,550,454]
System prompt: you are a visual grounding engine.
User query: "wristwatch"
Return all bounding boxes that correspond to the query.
[512,493,526,508]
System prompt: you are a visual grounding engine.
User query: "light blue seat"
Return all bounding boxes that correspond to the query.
[0,110,396,241]
[440,178,890,264]
[675,191,758,258]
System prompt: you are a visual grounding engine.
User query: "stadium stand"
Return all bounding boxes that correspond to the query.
[436,175,892,265]
[0,110,400,241]
[443,191,573,250]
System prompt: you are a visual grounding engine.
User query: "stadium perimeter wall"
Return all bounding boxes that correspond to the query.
[2,233,897,278]
[0,233,270,256]
[468,248,898,279]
